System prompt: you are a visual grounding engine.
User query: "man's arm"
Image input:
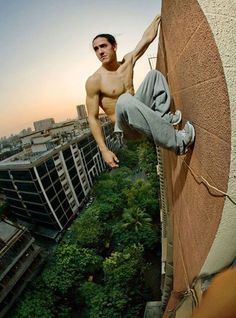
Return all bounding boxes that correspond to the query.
[85,75,119,169]
[124,15,161,65]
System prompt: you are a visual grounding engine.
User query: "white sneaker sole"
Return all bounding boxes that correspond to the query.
[184,121,195,153]
[172,110,182,126]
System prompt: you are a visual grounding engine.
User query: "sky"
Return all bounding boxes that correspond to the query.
[0,0,161,138]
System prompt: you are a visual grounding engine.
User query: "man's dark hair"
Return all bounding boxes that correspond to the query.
[92,34,117,47]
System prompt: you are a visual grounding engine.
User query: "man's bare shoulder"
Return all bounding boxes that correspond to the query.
[86,70,101,86]
[85,69,103,94]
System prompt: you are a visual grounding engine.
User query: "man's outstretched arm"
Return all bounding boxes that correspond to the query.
[124,15,161,65]
[85,76,119,169]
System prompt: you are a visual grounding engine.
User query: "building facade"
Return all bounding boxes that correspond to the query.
[156,0,236,316]
[0,219,43,317]
[33,118,55,132]
[0,123,119,238]
[76,104,87,120]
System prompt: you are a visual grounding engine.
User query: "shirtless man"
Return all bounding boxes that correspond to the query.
[86,15,195,168]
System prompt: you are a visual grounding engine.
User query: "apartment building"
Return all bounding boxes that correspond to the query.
[0,219,43,317]
[0,123,119,238]
[33,118,55,132]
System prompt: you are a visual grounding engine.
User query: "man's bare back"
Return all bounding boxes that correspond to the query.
[86,16,161,168]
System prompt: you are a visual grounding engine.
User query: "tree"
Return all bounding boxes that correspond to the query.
[78,245,149,318]
[126,179,159,217]
[42,244,103,294]
[11,278,54,318]
[122,207,152,231]
[71,206,105,249]
[112,218,160,251]
[137,139,159,188]
[117,145,139,169]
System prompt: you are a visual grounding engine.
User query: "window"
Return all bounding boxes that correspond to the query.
[62,199,70,211]
[54,181,63,193]
[11,170,32,181]
[77,137,88,148]
[59,215,68,227]
[35,181,42,192]
[62,148,72,160]
[30,168,37,180]
[41,175,51,189]
[0,180,15,189]
[50,169,59,183]
[86,159,94,170]
[68,167,77,179]
[66,209,74,219]
[15,182,37,192]
[7,198,24,208]
[20,192,42,203]
[4,189,20,199]
[65,157,74,170]
[10,206,25,215]
[78,191,85,203]
[72,176,80,188]
[25,202,47,213]
[51,197,60,210]
[45,186,56,199]
[0,171,10,179]
[58,190,66,202]
[46,159,55,172]
[36,164,47,177]
[28,212,53,223]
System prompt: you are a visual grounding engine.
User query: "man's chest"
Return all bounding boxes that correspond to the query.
[100,73,125,98]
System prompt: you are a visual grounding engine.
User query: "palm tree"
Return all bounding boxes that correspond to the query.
[122,207,152,232]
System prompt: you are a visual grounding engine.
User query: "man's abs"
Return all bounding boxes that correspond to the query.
[100,96,117,123]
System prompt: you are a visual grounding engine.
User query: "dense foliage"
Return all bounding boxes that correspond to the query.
[10,139,161,318]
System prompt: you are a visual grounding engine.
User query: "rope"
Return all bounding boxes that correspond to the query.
[180,157,236,206]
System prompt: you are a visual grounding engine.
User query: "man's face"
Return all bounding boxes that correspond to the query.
[93,37,117,65]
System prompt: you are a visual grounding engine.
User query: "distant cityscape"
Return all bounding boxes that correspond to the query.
[0,104,88,159]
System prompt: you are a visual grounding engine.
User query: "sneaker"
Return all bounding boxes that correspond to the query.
[164,110,182,126]
[176,121,195,155]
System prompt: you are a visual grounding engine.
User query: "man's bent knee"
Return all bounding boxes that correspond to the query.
[116,93,134,114]
[147,69,163,78]
[117,93,132,105]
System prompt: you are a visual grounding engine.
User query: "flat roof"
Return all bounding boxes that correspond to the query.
[0,129,92,169]
[0,221,19,242]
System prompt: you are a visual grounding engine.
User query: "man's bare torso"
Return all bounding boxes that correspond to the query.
[93,55,134,123]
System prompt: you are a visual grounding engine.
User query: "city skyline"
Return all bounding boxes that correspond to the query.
[0,0,161,138]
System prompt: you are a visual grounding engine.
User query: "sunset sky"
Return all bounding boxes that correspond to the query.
[0,0,161,138]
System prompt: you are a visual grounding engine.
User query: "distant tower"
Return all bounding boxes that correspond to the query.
[34,118,55,132]
[76,105,87,120]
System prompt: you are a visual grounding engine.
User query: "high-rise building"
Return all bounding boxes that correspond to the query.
[0,219,43,317]
[76,105,87,120]
[33,118,55,132]
[0,123,119,238]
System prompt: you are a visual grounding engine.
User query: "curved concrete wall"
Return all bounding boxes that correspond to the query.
[198,0,236,275]
[157,0,236,313]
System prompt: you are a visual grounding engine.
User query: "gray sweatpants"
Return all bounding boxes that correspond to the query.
[114,70,178,152]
